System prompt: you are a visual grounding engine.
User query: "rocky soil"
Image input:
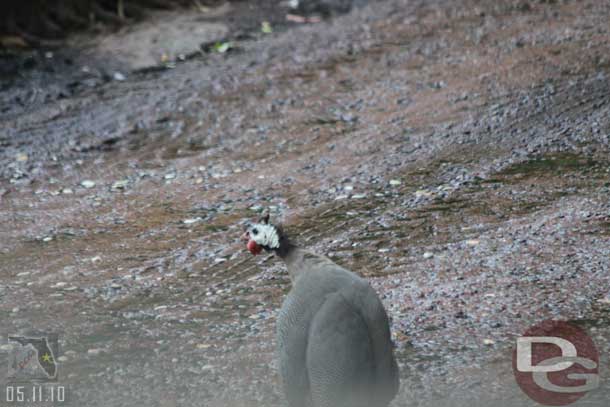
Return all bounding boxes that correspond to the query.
[1,0,610,406]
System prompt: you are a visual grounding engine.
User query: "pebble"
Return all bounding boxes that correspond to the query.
[57,356,69,362]
[81,180,96,188]
[88,348,104,355]
[62,188,74,195]
[164,173,176,180]
[423,252,434,259]
[113,72,126,81]
[183,218,202,225]
[196,344,211,350]
[42,236,53,242]
[466,239,480,246]
[415,190,434,198]
[112,180,129,190]
[351,194,367,199]
[389,179,402,186]
[16,153,28,162]
[483,339,495,346]
[335,195,349,200]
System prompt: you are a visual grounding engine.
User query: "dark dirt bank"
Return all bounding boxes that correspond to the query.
[1,0,610,406]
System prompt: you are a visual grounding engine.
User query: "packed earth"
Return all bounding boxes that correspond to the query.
[1,0,610,406]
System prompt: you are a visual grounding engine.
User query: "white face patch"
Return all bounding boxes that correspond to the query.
[248,223,280,249]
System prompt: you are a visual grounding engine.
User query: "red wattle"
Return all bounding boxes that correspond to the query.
[247,239,263,255]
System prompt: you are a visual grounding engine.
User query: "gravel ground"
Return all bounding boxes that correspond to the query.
[1,0,610,406]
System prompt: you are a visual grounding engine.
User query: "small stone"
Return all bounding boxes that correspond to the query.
[63,286,78,292]
[113,72,126,81]
[389,179,402,186]
[423,252,434,259]
[53,282,68,288]
[42,236,53,242]
[378,248,390,253]
[351,194,367,199]
[62,188,73,195]
[214,258,226,264]
[194,177,204,184]
[164,173,176,180]
[196,343,211,350]
[0,344,14,351]
[91,256,102,263]
[110,283,122,289]
[16,153,28,162]
[112,180,129,190]
[415,190,434,198]
[11,307,19,313]
[88,348,103,355]
[466,239,480,246]
[81,180,96,189]
[57,356,69,362]
[183,218,202,225]
[335,195,349,200]
[344,185,354,191]
[483,339,495,346]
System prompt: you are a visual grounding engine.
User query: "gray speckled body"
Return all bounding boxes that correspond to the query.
[277,248,399,407]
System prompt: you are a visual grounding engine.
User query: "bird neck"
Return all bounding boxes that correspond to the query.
[274,238,297,260]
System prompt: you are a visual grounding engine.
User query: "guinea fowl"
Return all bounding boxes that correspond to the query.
[242,214,400,407]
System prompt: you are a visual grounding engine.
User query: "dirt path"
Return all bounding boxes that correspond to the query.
[1,0,610,406]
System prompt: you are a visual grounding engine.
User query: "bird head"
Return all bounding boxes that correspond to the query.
[241,212,281,256]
